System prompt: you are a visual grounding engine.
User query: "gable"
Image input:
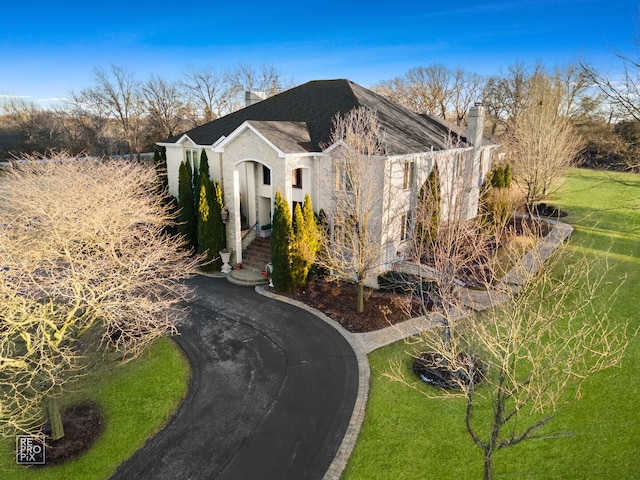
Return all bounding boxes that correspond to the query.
[213,121,313,157]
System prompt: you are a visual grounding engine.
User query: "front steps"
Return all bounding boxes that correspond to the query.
[227,236,271,286]
[241,236,271,272]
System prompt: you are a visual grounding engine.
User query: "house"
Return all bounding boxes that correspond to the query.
[157,79,496,282]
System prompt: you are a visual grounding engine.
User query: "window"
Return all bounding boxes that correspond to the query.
[332,215,358,244]
[400,213,409,241]
[292,168,302,189]
[185,148,198,167]
[403,160,415,190]
[453,152,466,178]
[333,224,344,243]
[335,162,353,192]
[263,164,271,185]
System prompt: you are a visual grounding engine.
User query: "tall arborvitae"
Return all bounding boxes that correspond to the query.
[302,194,320,260]
[177,160,197,251]
[197,176,216,270]
[210,181,226,270]
[153,146,169,193]
[291,194,320,287]
[503,163,512,188]
[291,203,307,288]
[153,146,177,236]
[153,149,162,189]
[271,190,294,292]
[199,149,210,181]
[197,148,226,270]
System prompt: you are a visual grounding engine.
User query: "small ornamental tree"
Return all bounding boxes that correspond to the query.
[489,165,512,189]
[490,166,505,188]
[388,250,632,480]
[0,157,199,439]
[303,194,320,273]
[503,163,512,188]
[318,107,388,313]
[505,73,583,208]
[178,160,197,251]
[271,190,294,292]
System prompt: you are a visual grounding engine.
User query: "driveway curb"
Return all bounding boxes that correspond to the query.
[256,286,370,480]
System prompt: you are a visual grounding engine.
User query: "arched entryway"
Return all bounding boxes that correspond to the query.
[231,160,273,263]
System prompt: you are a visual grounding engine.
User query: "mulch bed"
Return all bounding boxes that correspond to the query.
[279,215,558,334]
[280,279,417,333]
[532,203,568,218]
[40,402,104,465]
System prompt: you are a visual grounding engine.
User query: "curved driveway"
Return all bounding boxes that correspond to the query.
[112,276,359,480]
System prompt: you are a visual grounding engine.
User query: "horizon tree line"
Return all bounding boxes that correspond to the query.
[1,56,639,170]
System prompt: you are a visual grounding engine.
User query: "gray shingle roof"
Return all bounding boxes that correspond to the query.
[244,121,313,154]
[167,79,479,156]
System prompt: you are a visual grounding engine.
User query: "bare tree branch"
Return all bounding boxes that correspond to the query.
[0,156,199,437]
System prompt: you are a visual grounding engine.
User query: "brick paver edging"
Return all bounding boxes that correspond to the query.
[256,286,370,480]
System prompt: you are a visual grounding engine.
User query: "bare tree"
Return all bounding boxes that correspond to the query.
[374,65,485,124]
[503,73,584,207]
[388,222,633,480]
[0,98,71,155]
[405,65,453,118]
[142,74,189,139]
[318,107,390,313]
[582,52,640,172]
[69,65,145,158]
[226,63,286,98]
[450,69,485,126]
[180,67,234,123]
[375,65,455,118]
[582,53,640,123]
[0,156,199,439]
[372,77,416,111]
[554,63,594,119]
[65,92,121,156]
[482,61,536,137]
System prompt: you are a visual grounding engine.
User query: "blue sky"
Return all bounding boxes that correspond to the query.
[1,0,638,104]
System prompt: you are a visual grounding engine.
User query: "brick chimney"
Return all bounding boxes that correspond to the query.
[245,91,267,107]
[462,104,487,220]
[466,104,485,147]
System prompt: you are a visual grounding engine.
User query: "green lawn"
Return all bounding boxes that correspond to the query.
[344,168,640,479]
[0,337,190,479]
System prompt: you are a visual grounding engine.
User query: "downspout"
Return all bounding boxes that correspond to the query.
[218,151,224,191]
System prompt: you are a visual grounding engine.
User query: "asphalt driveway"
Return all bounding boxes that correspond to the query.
[111,276,359,480]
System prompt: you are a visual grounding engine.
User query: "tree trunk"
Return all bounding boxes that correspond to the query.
[484,450,493,480]
[46,394,64,441]
[356,280,364,313]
